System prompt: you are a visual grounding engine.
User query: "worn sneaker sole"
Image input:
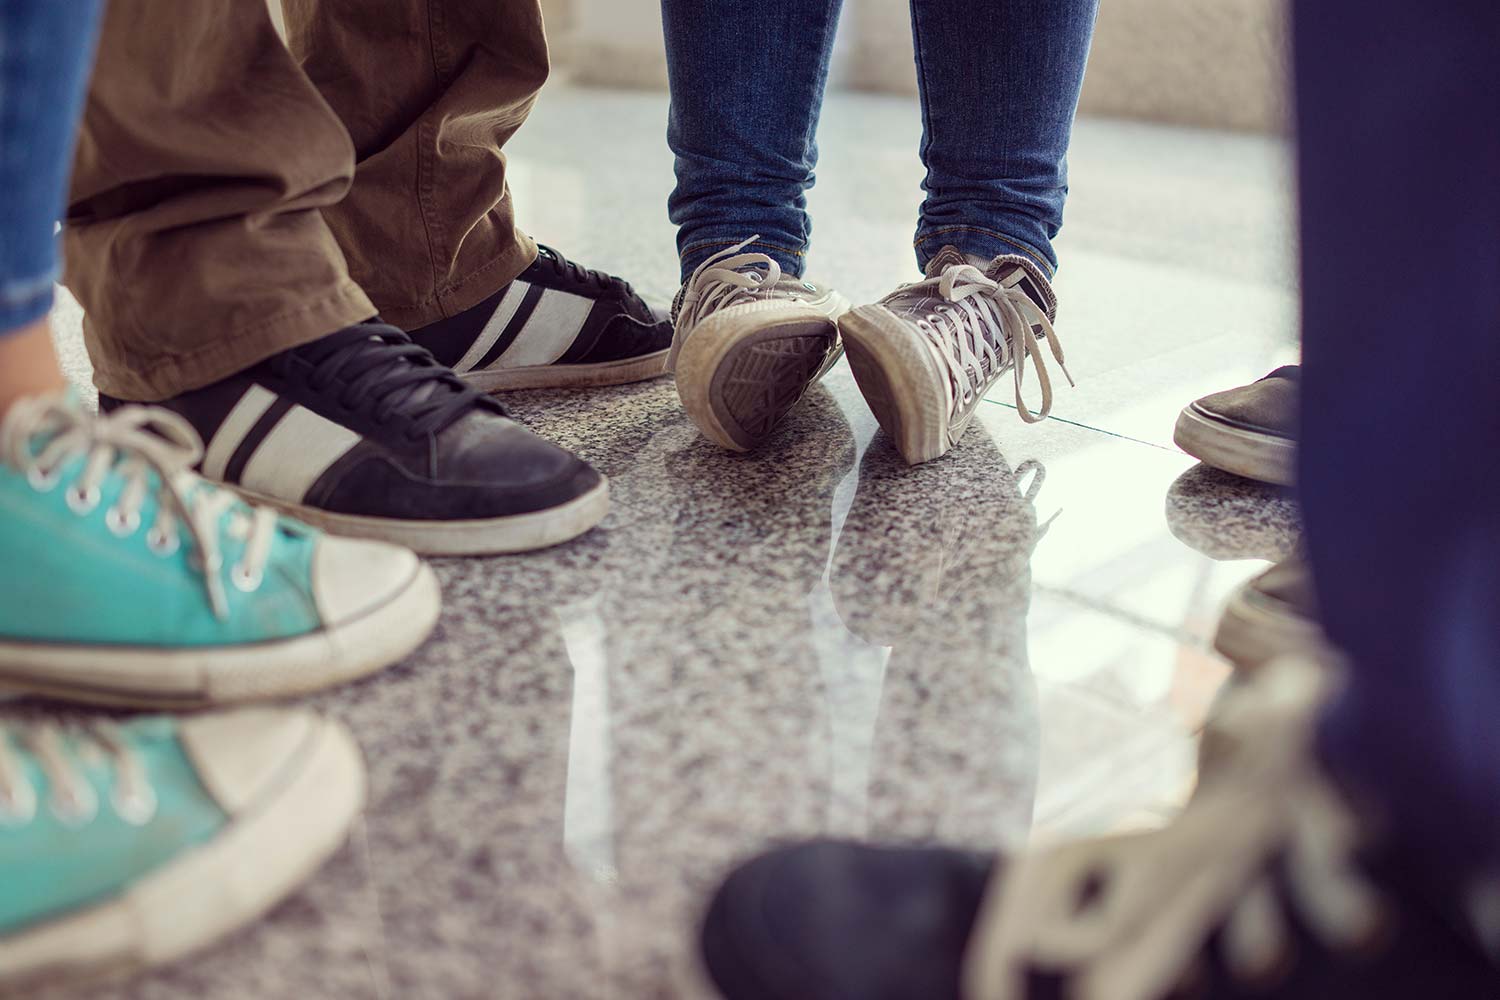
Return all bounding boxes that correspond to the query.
[230,477,609,557]
[0,563,440,708]
[840,306,957,465]
[1213,588,1327,671]
[461,350,670,392]
[0,715,364,996]
[675,304,840,451]
[1173,404,1296,486]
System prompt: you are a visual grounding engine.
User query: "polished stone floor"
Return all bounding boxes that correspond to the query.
[39,85,1301,999]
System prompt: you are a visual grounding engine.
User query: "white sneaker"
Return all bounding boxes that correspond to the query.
[669,238,848,451]
[839,247,1073,465]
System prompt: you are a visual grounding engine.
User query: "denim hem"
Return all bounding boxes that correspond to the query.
[914,227,1055,278]
[0,271,59,334]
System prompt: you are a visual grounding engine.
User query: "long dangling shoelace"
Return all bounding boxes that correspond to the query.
[964,660,1385,1000]
[0,720,156,827]
[907,264,1073,423]
[0,397,277,619]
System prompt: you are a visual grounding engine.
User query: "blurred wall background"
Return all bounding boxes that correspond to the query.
[544,0,1288,133]
[269,0,1286,133]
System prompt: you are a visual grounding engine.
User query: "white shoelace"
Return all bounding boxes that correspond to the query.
[965,660,1384,1000]
[0,396,277,619]
[0,720,156,827]
[673,236,806,333]
[906,264,1073,424]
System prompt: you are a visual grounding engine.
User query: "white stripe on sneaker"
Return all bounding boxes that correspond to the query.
[239,405,362,502]
[491,289,594,369]
[201,385,277,482]
[452,280,531,374]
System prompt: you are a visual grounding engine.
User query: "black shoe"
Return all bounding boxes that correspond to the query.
[702,662,1500,1000]
[1175,366,1300,486]
[101,322,607,555]
[701,840,995,1000]
[410,244,673,392]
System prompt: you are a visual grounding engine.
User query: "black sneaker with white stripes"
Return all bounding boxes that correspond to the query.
[410,244,673,392]
[101,323,608,556]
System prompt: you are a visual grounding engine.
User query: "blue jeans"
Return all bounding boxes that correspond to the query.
[661,0,1099,282]
[0,0,103,333]
[1296,0,1500,885]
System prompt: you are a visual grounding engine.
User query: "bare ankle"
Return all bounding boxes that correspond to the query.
[0,319,68,418]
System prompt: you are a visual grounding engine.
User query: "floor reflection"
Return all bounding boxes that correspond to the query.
[519,383,1047,993]
[1165,462,1300,562]
[46,376,1293,1000]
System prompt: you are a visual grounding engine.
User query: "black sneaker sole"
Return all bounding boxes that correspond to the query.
[1173,403,1297,486]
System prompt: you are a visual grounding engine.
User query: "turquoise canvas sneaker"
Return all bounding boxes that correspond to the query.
[0,709,363,992]
[0,393,441,706]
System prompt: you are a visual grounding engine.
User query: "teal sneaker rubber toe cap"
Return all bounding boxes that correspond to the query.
[0,710,365,991]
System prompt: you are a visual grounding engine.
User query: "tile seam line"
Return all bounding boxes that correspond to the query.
[1031,582,1211,646]
[981,399,1183,453]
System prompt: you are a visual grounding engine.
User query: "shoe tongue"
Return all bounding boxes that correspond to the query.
[920,247,1056,317]
[369,334,442,407]
[984,256,1057,322]
[924,246,972,278]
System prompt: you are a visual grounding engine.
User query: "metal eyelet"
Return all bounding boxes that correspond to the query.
[0,782,38,827]
[147,526,180,557]
[49,779,99,828]
[231,564,263,593]
[111,782,158,826]
[26,465,60,493]
[105,506,142,538]
[65,484,101,515]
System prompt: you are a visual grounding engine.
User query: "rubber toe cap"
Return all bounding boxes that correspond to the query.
[311,534,423,628]
[178,709,323,815]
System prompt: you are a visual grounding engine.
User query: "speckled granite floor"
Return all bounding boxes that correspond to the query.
[32,85,1301,999]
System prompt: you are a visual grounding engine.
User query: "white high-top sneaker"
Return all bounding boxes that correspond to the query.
[669,238,849,451]
[839,246,1073,465]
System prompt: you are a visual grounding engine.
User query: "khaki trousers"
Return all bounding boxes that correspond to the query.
[65,0,547,400]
